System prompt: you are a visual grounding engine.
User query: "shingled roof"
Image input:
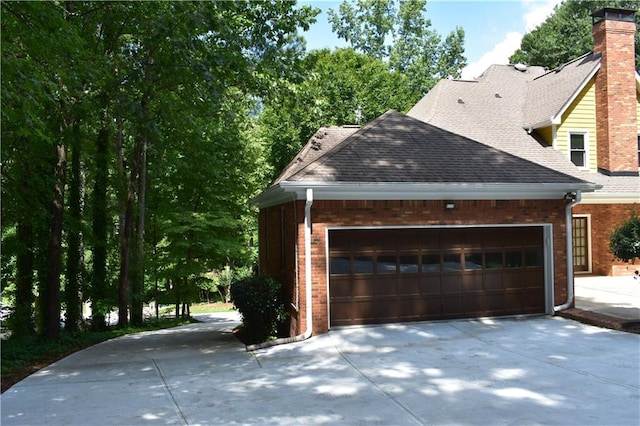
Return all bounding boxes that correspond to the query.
[408,57,639,196]
[253,110,599,208]
[279,110,592,185]
[407,63,585,179]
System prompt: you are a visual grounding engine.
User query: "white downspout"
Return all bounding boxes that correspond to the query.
[247,188,314,351]
[554,190,581,312]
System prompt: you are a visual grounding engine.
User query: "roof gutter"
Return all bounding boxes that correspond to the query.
[252,181,600,209]
[554,190,581,312]
[246,189,314,351]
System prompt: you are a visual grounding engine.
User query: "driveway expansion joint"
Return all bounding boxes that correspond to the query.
[328,333,429,426]
[152,358,188,425]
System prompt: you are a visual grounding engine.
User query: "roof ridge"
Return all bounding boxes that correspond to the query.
[270,127,329,185]
[532,52,596,81]
[285,110,399,181]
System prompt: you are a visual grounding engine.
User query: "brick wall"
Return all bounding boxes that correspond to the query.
[260,199,570,335]
[258,202,301,335]
[593,14,639,173]
[574,203,640,276]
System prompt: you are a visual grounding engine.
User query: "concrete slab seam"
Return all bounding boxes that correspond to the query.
[251,352,263,368]
[152,358,188,425]
[328,333,428,426]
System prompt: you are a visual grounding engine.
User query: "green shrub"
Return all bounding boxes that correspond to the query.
[610,213,640,263]
[230,275,288,344]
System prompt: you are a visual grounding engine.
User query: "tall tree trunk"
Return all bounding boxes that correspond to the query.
[14,220,35,337]
[118,119,145,328]
[115,118,129,328]
[65,124,83,332]
[91,125,110,331]
[43,144,67,340]
[153,216,159,320]
[129,132,147,327]
[118,188,133,328]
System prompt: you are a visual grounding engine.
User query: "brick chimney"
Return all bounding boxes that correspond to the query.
[592,8,638,176]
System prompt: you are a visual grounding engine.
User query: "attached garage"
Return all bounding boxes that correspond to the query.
[329,226,546,326]
[253,111,600,336]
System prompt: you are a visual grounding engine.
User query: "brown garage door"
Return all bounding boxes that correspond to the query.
[329,227,545,326]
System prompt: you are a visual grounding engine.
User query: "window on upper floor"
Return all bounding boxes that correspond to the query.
[569,132,587,168]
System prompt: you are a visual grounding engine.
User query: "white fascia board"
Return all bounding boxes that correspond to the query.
[250,185,296,208]
[580,191,640,204]
[526,118,554,131]
[252,181,600,208]
[551,63,601,125]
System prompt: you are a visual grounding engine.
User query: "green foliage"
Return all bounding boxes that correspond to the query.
[510,0,640,70]
[609,213,640,263]
[230,275,288,344]
[258,48,415,177]
[204,265,253,303]
[328,0,466,93]
[1,1,317,338]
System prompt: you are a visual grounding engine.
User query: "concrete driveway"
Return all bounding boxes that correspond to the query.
[2,312,639,425]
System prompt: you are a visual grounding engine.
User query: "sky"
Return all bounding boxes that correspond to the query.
[298,0,562,79]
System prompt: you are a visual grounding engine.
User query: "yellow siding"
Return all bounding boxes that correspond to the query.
[557,80,597,172]
[537,126,553,145]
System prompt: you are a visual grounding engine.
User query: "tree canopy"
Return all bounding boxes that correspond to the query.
[258,48,415,176]
[1,1,319,336]
[328,0,466,94]
[510,0,640,70]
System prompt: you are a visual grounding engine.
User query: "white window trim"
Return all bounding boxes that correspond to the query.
[567,130,590,170]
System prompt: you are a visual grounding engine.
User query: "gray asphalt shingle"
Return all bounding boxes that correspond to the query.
[408,59,639,194]
[280,110,591,185]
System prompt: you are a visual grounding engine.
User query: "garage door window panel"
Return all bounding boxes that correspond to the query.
[485,252,503,269]
[399,254,419,273]
[421,254,441,272]
[376,255,398,274]
[505,251,523,268]
[330,256,351,275]
[443,253,462,271]
[464,252,483,270]
[353,256,374,274]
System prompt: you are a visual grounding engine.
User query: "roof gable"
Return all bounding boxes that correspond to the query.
[523,53,601,129]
